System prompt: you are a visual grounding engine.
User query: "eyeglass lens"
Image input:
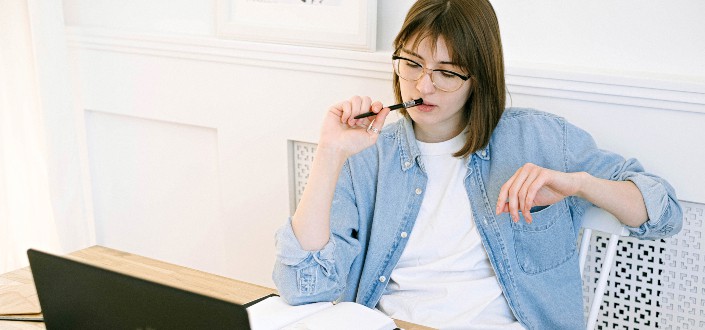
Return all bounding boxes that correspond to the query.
[394,58,464,92]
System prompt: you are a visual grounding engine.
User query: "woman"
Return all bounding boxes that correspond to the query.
[273,0,682,328]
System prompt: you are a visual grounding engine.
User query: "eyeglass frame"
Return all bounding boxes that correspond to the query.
[392,55,471,92]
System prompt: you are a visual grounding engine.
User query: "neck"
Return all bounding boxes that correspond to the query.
[413,122,465,143]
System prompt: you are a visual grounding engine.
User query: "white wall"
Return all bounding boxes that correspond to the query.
[61,0,704,287]
[495,1,705,79]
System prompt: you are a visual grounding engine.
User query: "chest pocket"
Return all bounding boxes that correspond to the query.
[511,200,576,274]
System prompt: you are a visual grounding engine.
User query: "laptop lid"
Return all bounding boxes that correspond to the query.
[27,249,251,330]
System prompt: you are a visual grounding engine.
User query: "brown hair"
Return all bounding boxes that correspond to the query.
[393,0,506,157]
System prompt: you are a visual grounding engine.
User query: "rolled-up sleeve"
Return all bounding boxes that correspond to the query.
[272,218,340,304]
[272,161,362,305]
[619,171,682,239]
[564,120,683,240]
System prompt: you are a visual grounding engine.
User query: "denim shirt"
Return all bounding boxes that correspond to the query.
[273,108,682,329]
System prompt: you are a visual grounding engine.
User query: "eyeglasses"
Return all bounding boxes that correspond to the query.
[392,55,470,92]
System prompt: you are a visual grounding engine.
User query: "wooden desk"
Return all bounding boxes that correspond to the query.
[0,246,433,330]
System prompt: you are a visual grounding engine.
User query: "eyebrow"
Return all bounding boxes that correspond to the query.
[401,48,459,66]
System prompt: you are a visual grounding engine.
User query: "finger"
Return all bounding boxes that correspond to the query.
[354,96,372,127]
[371,101,383,114]
[508,166,532,223]
[359,101,385,128]
[349,96,362,126]
[520,166,542,224]
[341,101,352,124]
[371,107,391,131]
[496,170,520,215]
[524,172,551,221]
[328,102,344,117]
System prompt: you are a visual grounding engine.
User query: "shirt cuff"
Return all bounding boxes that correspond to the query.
[275,217,336,267]
[626,174,668,227]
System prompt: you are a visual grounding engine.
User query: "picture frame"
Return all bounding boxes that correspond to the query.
[215,0,377,52]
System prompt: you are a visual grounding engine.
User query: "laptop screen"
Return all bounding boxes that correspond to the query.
[27,249,251,330]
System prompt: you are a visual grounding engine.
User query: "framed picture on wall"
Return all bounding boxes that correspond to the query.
[215,0,377,52]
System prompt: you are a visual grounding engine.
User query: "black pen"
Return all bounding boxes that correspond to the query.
[353,98,423,119]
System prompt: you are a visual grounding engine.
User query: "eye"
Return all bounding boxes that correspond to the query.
[404,59,422,68]
[437,70,459,78]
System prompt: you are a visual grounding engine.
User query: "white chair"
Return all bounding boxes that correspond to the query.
[578,206,630,330]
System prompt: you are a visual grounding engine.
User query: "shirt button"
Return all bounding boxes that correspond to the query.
[404,161,411,167]
[400,232,408,238]
[481,150,487,157]
[379,276,386,282]
[415,188,422,195]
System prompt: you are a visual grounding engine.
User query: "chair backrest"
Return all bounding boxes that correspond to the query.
[579,206,629,330]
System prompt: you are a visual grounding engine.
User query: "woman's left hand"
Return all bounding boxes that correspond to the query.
[495,163,585,224]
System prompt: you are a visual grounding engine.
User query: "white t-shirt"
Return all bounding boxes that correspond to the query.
[376,132,523,329]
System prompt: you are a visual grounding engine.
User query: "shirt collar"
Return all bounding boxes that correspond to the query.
[474,143,490,160]
[396,116,491,171]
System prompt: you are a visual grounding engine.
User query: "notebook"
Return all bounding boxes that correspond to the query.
[246,294,397,330]
[27,249,251,330]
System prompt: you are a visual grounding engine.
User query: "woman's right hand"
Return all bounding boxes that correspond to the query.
[319,96,392,159]
[291,96,391,250]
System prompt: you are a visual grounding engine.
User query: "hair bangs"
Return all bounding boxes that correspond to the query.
[394,2,473,75]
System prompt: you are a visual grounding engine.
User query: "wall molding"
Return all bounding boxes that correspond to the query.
[66,27,705,114]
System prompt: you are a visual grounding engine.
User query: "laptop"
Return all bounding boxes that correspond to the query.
[27,249,252,330]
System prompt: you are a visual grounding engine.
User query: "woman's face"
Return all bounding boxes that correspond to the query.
[398,35,472,143]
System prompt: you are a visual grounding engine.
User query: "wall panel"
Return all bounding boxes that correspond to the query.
[62,1,704,291]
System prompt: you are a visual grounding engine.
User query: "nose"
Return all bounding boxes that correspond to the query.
[415,69,436,94]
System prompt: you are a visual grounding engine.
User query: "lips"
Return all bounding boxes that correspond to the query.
[416,101,436,112]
